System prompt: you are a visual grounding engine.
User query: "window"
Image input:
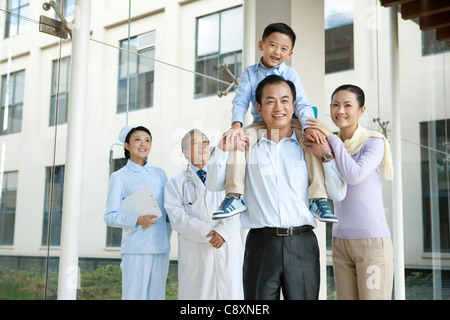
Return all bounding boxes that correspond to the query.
[117,31,156,113]
[0,171,18,245]
[420,120,450,252]
[422,30,450,56]
[1,70,25,136]
[4,0,30,38]
[50,56,71,126]
[105,158,127,247]
[324,0,354,74]
[42,165,65,246]
[195,6,243,98]
[55,0,75,18]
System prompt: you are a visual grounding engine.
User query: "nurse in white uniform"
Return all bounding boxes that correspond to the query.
[104,125,171,300]
[164,129,244,300]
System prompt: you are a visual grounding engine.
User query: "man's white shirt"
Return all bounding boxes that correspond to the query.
[207,130,347,229]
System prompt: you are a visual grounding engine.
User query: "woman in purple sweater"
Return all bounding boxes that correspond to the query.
[305,84,394,300]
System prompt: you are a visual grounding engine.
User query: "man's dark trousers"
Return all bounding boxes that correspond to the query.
[243,226,320,300]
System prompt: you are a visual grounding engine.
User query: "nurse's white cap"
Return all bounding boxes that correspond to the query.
[118,125,135,143]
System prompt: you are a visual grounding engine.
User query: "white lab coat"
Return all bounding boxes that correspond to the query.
[164,165,244,300]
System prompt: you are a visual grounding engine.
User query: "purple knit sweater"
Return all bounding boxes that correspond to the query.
[328,135,391,239]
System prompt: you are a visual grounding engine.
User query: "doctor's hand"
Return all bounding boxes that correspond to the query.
[137,215,158,229]
[217,129,248,153]
[207,230,225,249]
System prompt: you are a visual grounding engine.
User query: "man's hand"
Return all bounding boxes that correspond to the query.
[207,230,225,249]
[303,139,333,160]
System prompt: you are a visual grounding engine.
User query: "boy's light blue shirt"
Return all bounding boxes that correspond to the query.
[104,159,171,254]
[232,60,315,127]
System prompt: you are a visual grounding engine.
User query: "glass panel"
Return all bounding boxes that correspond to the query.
[11,0,19,8]
[137,72,153,109]
[8,102,22,133]
[17,3,29,34]
[138,47,155,74]
[56,0,75,17]
[197,13,219,57]
[119,38,138,77]
[41,166,65,247]
[195,7,242,98]
[220,6,243,53]
[118,32,155,113]
[195,57,218,96]
[324,0,354,29]
[324,0,354,74]
[219,52,240,93]
[0,171,18,246]
[13,70,24,103]
[322,0,450,300]
[105,159,127,248]
[420,120,450,252]
[10,0,447,302]
[1,71,25,135]
[50,57,70,125]
[0,0,73,299]
[423,30,450,56]
[400,15,450,297]
[5,9,19,38]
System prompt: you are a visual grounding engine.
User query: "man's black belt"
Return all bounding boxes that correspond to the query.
[252,225,313,236]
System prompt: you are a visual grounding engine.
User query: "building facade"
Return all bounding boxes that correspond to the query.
[0,0,449,299]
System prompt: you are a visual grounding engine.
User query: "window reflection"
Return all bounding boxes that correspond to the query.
[105,158,127,248]
[50,56,71,126]
[117,31,155,113]
[0,171,18,246]
[41,166,65,247]
[4,0,29,38]
[55,0,75,18]
[324,0,354,74]
[420,120,450,253]
[1,70,25,135]
[423,30,450,56]
[195,6,243,97]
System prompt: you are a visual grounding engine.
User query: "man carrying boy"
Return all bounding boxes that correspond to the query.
[206,75,347,299]
[211,23,337,223]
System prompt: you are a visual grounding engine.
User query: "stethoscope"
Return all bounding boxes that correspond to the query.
[181,147,214,206]
[181,165,199,206]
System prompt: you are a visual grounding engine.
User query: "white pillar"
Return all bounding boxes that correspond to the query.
[291,0,326,300]
[57,0,91,300]
[242,0,257,128]
[388,6,406,300]
[243,0,256,69]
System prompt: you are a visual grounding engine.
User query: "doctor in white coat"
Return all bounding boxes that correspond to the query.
[164,129,244,300]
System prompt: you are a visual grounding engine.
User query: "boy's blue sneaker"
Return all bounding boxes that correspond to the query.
[310,199,338,223]
[212,196,246,220]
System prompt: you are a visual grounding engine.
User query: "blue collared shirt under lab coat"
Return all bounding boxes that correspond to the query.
[104,159,171,254]
[231,60,315,127]
[207,131,347,230]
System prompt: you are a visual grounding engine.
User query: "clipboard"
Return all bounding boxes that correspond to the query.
[121,184,161,235]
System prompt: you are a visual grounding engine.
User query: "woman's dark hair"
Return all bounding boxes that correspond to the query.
[262,23,296,49]
[331,84,365,108]
[255,74,296,105]
[124,126,152,159]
